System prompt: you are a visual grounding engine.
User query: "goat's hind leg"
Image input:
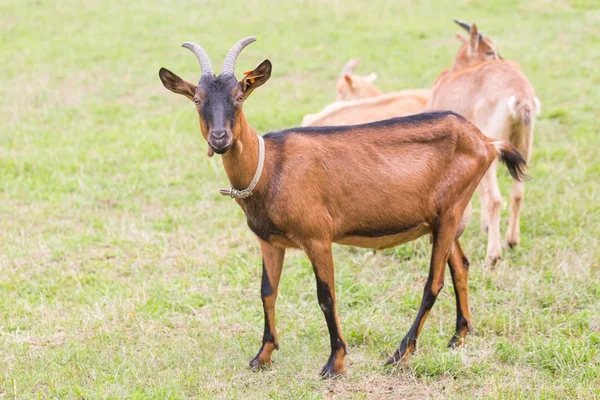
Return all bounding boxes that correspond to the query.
[249,239,285,370]
[305,240,347,378]
[506,116,533,249]
[386,214,459,364]
[477,183,490,234]
[506,180,524,248]
[480,161,503,265]
[447,239,472,347]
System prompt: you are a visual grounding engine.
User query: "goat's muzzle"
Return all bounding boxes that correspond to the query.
[209,130,233,154]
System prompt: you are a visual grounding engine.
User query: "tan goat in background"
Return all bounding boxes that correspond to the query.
[302,91,430,126]
[335,58,381,100]
[302,58,430,126]
[427,20,540,265]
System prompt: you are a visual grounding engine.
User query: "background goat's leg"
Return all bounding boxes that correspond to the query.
[477,184,490,233]
[447,239,472,348]
[506,107,534,249]
[480,160,503,265]
[386,216,459,364]
[305,240,347,378]
[505,123,531,249]
[249,239,285,369]
[506,180,525,248]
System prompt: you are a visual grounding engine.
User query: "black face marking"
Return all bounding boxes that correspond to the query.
[263,111,466,139]
[197,74,239,151]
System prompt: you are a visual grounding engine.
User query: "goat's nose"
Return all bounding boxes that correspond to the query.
[212,130,227,140]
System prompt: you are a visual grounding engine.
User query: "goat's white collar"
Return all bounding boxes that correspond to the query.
[219,135,265,199]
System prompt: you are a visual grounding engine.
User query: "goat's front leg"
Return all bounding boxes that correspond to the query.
[304,240,347,378]
[386,214,459,364]
[249,239,285,370]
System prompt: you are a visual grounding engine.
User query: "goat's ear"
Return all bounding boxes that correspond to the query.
[159,68,196,100]
[343,74,354,88]
[240,59,271,99]
[468,24,480,55]
[340,58,360,76]
[364,72,377,84]
[455,33,468,44]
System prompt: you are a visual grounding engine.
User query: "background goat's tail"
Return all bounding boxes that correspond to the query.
[507,95,540,127]
[506,95,539,164]
[492,141,528,181]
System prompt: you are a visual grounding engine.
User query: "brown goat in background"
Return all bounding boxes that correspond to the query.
[159,37,526,378]
[427,20,540,265]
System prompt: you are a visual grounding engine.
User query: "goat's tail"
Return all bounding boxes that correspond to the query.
[491,141,528,182]
[507,94,539,164]
[507,95,541,127]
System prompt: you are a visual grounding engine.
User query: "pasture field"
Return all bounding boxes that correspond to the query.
[1,0,599,398]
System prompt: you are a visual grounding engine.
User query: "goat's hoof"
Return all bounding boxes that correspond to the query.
[448,324,472,349]
[384,353,408,366]
[249,355,271,371]
[249,342,278,371]
[319,364,345,379]
[486,254,502,266]
[448,331,468,348]
[385,343,414,366]
[384,355,399,366]
[320,349,346,379]
[506,240,518,249]
[448,336,463,349]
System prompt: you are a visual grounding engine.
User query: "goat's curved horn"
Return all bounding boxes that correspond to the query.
[453,19,484,39]
[453,19,472,33]
[181,41,214,76]
[341,58,360,76]
[221,36,257,76]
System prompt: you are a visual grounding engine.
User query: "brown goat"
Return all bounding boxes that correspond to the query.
[427,21,540,265]
[159,37,526,377]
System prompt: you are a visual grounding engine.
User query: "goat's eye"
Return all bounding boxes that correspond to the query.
[236,95,244,102]
[194,98,201,105]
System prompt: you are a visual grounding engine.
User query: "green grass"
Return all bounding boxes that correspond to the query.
[1,0,599,398]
